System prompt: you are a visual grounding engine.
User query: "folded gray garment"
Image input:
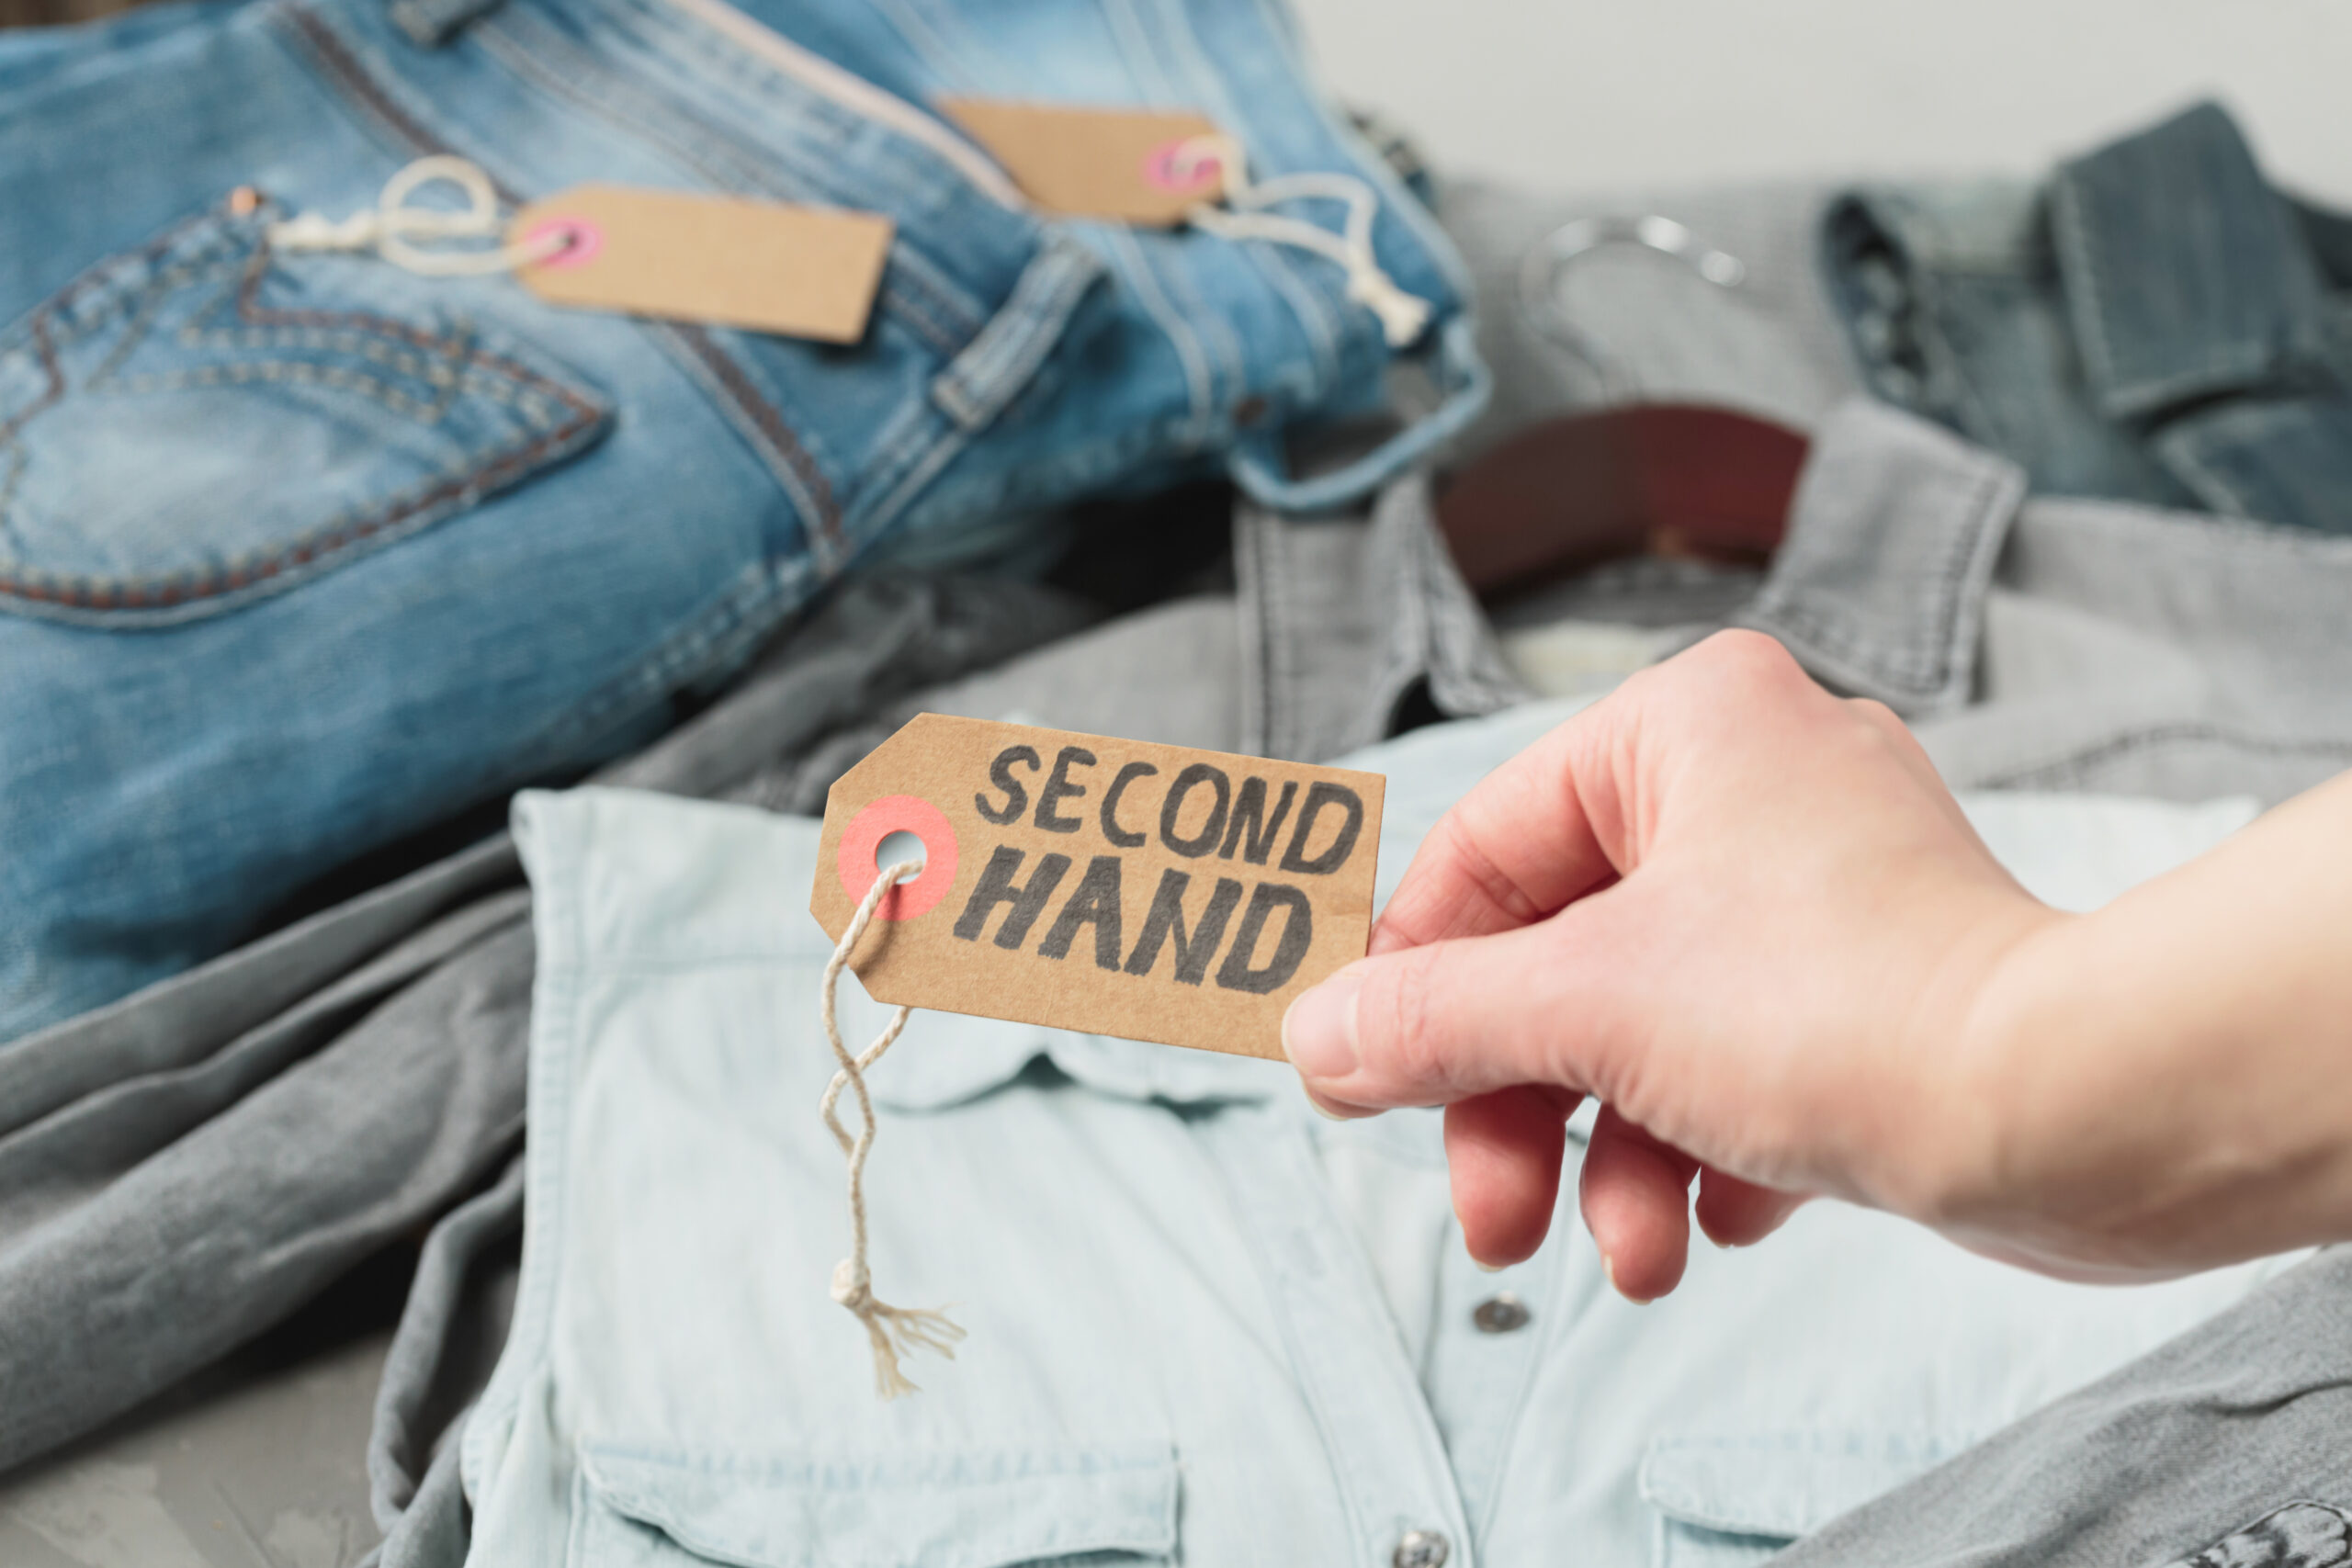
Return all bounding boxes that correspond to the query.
[1772,1246,2352,1568]
[0,573,1097,1481]
[369,1156,525,1568]
[1438,175,1862,450]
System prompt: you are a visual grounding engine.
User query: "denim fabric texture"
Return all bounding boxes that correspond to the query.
[704,0,1491,509]
[1822,101,2352,528]
[1231,477,1524,761]
[1769,1246,2352,1568]
[0,0,1481,1043]
[464,702,2287,1568]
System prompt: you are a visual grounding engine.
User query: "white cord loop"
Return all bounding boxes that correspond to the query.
[266,155,568,277]
[819,859,965,1399]
[1178,135,1432,348]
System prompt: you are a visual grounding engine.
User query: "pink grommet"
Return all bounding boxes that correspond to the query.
[1142,138,1222,194]
[522,216,603,270]
[836,795,959,921]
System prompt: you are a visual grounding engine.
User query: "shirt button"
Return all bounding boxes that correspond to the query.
[1472,1292,1531,1334]
[1394,1529,1451,1568]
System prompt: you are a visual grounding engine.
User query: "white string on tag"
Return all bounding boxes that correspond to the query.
[266,155,570,277]
[1176,135,1432,348]
[819,859,966,1399]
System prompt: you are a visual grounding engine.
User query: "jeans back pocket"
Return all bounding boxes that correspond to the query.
[0,199,610,626]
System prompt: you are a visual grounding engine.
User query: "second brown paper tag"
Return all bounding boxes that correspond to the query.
[938,99,1227,225]
[812,715,1384,1059]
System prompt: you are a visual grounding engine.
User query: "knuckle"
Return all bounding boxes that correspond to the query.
[1654,629,1811,716]
[1844,696,1902,732]
[1692,627,1796,681]
[1841,697,1939,773]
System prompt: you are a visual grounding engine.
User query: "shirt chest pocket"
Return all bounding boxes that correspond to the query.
[571,1441,1180,1568]
[1639,1432,1963,1567]
[0,201,610,626]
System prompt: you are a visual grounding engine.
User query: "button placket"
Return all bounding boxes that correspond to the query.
[1198,1101,1477,1568]
[1425,1225,1563,1545]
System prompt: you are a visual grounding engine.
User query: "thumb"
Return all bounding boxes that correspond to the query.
[1282,909,1634,1108]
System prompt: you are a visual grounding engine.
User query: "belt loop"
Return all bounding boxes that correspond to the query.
[929,237,1107,434]
[1226,315,1491,513]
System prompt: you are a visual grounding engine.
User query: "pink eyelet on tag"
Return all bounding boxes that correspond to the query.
[1142,139,1222,194]
[835,795,959,920]
[522,216,603,270]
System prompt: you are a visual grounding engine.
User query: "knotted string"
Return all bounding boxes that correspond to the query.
[819,859,966,1398]
[1176,134,1432,347]
[266,155,570,277]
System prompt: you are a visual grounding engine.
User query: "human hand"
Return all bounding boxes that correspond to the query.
[1281,631,2066,1300]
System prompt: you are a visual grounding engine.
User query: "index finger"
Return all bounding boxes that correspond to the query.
[1369,701,1630,955]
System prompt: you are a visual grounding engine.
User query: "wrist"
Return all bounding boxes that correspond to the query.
[1876,899,2082,1241]
[1914,891,2352,1278]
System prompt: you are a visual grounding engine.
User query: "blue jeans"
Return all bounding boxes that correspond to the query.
[1821,101,2352,529]
[0,0,1483,1041]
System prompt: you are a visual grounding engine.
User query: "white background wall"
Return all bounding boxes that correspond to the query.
[1286,0,2352,202]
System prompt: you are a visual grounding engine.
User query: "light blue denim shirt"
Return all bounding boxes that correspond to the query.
[469,704,2290,1568]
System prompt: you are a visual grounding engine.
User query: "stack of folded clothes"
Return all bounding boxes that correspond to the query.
[1,0,2346,1553]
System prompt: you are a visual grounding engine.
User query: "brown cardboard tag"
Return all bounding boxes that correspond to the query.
[812,715,1384,1060]
[509,185,893,343]
[938,99,1227,225]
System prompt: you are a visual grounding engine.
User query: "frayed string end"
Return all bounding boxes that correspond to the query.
[831,1259,966,1399]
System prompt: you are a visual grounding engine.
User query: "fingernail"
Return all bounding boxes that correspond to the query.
[1282,967,1363,1079]
[1600,1251,1651,1305]
[1472,1257,1504,1274]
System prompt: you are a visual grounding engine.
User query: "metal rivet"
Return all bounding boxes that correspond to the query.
[1394,1528,1451,1568]
[1472,1293,1531,1334]
[1232,394,1269,428]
